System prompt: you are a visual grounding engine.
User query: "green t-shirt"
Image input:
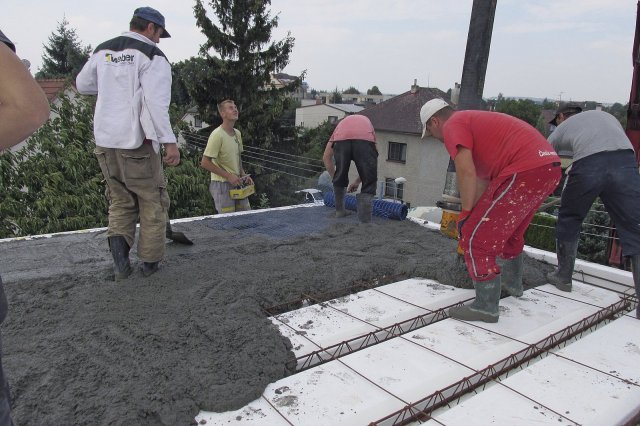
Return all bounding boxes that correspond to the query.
[203,126,243,182]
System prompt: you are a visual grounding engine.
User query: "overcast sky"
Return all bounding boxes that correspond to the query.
[3,0,637,104]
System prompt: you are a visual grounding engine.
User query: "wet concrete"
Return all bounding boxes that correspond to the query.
[0,206,553,425]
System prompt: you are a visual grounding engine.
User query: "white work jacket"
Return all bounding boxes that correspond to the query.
[76,31,176,151]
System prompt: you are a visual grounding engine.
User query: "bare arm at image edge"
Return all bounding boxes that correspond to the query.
[0,42,50,149]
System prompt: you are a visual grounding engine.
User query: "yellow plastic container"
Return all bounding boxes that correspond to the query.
[440,209,465,255]
[440,209,460,239]
[229,184,255,200]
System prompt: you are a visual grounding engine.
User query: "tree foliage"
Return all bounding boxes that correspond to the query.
[494,97,541,126]
[0,92,105,238]
[165,146,214,217]
[578,200,609,265]
[35,17,91,79]
[343,86,360,94]
[0,88,216,237]
[367,86,382,96]
[189,0,315,207]
[330,87,342,104]
[191,0,297,129]
[604,102,628,128]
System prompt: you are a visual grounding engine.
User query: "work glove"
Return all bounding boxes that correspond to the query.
[456,209,471,240]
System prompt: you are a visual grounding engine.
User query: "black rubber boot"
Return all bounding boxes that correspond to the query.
[108,236,132,281]
[449,275,501,323]
[501,254,524,297]
[356,193,373,223]
[631,255,640,319]
[547,240,578,292]
[141,262,159,278]
[333,186,349,218]
[166,221,193,245]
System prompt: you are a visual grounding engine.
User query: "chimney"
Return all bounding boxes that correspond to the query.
[410,79,418,94]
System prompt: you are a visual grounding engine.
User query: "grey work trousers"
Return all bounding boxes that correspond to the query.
[95,143,170,262]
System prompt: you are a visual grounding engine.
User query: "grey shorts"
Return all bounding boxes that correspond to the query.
[209,181,251,214]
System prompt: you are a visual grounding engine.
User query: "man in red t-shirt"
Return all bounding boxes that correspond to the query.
[420,99,561,323]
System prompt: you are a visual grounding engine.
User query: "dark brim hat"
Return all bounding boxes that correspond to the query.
[133,6,171,38]
[550,104,582,126]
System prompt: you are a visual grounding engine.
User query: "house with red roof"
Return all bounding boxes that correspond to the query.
[358,81,452,208]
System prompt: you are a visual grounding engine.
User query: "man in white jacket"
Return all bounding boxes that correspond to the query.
[76,6,180,280]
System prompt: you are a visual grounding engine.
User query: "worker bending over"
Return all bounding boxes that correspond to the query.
[420,99,561,323]
[548,106,640,319]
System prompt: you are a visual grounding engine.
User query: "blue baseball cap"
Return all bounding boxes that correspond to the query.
[133,6,171,38]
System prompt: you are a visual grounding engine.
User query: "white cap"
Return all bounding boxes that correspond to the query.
[420,98,449,138]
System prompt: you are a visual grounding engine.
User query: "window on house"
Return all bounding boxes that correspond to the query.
[194,115,203,128]
[327,116,338,124]
[387,142,407,163]
[385,178,404,200]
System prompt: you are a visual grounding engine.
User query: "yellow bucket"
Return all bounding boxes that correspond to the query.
[229,184,255,200]
[441,209,465,255]
[440,209,459,239]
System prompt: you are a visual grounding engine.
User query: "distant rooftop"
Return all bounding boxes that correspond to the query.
[359,86,450,134]
[36,78,73,102]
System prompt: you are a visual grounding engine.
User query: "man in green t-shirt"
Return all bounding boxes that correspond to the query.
[200,99,253,213]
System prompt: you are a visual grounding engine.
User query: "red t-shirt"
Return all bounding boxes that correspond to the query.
[442,110,559,180]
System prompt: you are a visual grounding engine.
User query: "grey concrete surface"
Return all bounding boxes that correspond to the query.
[0,205,552,425]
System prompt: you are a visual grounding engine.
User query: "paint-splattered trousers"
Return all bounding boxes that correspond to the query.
[95,143,170,263]
[459,162,561,282]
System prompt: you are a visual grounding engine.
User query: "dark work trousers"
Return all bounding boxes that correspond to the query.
[332,139,378,195]
[0,276,13,426]
[556,149,640,256]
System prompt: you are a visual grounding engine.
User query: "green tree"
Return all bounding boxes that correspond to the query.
[330,87,342,104]
[604,102,628,128]
[541,98,556,110]
[36,17,91,79]
[367,86,382,96]
[171,59,197,109]
[578,200,610,265]
[165,146,214,217]
[190,0,315,207]
[495,98,542,126]
[0,91,105,237]
[343,86,360,94]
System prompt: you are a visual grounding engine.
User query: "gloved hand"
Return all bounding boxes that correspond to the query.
[456,209,471,239]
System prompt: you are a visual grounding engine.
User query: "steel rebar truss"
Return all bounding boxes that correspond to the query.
[369,298,629,426]
[292,303,459,371]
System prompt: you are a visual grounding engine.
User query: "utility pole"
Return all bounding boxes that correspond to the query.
[457,0,497,111]
[439,0,497,239]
